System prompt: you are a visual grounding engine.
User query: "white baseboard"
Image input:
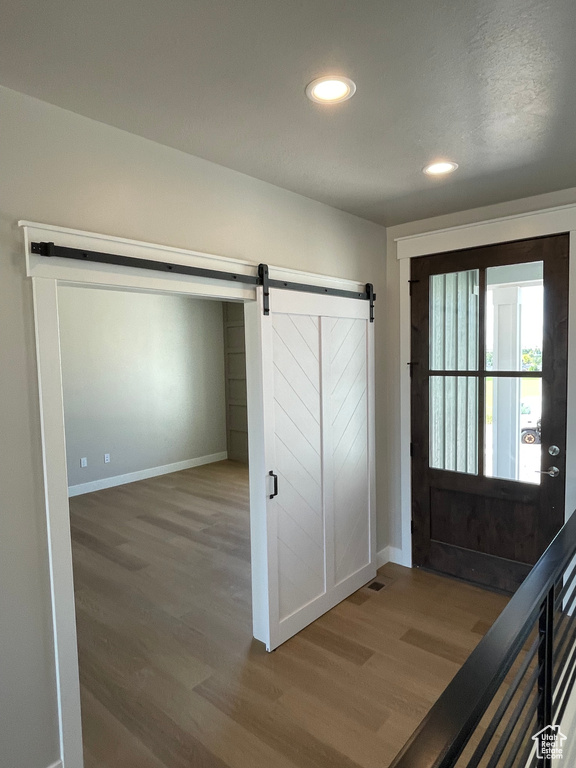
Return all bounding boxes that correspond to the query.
[46,760,63,768]
[376,546,390,567]
[391,545,412,567]
[376,545,412,568]
[68,452,228,497]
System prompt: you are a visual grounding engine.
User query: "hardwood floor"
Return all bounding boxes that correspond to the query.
[70,461,508,768]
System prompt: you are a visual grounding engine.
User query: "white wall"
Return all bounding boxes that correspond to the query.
[58,286,226,489]
[0,84,387,768]
[385,187,576,556]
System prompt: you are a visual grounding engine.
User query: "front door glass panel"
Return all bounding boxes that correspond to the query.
[429,269,479,476]
[428,261,545,483]
[430,376,478,473]
[485,377,542,484]
[430,270,479,371]
[485,262,543,372]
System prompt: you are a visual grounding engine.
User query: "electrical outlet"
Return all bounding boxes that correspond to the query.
[80,457,88,468]
[104,453,110,464]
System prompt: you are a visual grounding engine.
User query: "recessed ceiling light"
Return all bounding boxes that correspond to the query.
[306,76,356,104]
[423,161,459,176]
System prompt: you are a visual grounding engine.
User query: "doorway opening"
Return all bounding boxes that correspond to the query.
[57,285,254,764]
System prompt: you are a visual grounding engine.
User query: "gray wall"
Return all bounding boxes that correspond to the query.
[0,84,386,768]
[58,286,226,488]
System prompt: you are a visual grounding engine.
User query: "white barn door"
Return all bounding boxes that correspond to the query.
[245,287,376,651]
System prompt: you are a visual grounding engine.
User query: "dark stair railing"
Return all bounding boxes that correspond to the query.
[389,511,576,768]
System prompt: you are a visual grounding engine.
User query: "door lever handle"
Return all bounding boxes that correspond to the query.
[536,466,560,478]
[269,470,279,499]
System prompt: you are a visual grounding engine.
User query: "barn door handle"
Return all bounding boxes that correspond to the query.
[536,466,560,478]
[269,470,279,499]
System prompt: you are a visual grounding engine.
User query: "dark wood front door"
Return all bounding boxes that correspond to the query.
[410,235,569,592]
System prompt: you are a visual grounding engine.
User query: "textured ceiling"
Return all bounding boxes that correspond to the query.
[2,0,576,225]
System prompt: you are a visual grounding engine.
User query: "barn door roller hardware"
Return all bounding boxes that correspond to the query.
[259,263,376,320]
[31,242,375,320]
[258,263,270,315]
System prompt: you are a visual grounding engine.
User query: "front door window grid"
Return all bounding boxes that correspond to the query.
[429,261,544,485]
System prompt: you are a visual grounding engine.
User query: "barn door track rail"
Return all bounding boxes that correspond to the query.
[31,242,375,320]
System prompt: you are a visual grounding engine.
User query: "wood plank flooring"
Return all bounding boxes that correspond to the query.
[70,461,508,768]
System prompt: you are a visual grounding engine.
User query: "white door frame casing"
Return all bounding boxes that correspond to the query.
[394,203,576,566]
[22,220,369,768]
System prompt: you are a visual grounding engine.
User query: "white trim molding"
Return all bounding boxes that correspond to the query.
[21,220,365,298]
[376,547,390,568]
[46,760,63,768]
[376,545,410,568]
[395,203,576,260]
[33,277,84,768]
[68,452,228,497]
[392,205,576,569]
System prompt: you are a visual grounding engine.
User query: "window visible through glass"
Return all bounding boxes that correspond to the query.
[485,262,543,372]
[485,377,541,484]
[430,270,479,372]
[429,375,478,474]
